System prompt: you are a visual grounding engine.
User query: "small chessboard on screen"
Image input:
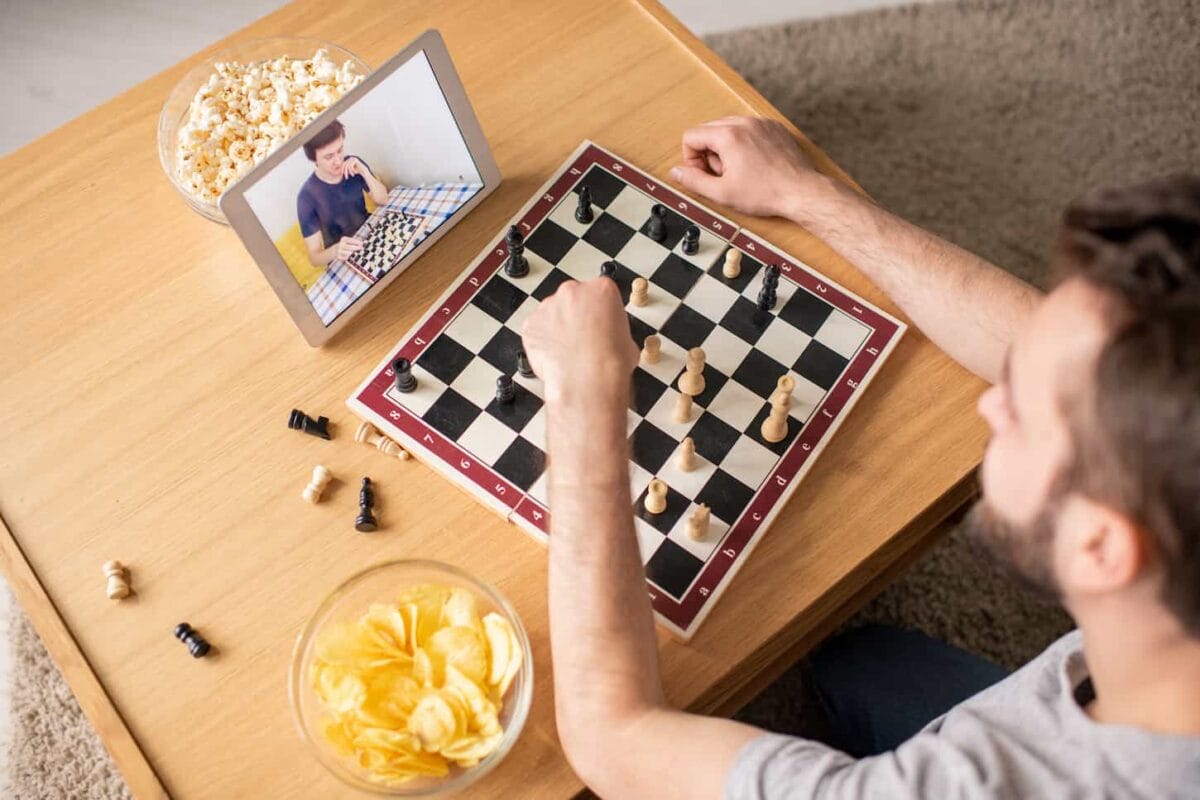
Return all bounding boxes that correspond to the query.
[348,141,905,640]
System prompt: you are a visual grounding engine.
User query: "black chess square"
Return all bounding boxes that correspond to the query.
[634,483,689,536]
[779,288,835,336]
[627,314,656,350]
[746,402,803,454]
[650,253,703,299]
[720,297,772,345]
[670,362,728,408]
[688,411,741,464]
[661,304,717,350]
[416,336,475,385]
[638,206,689,251]
[478,327,525,374]
[532,267,575,301]
[424,388,481,441]
[731,349,789,398]
[604,260,640,304]
[696,469,756,526]
[472,275,528,323]
[575,167,625,208]
[525,220,577,265]
[707,247,763,294]
[794,340,849,390]
[645,538,704,599]
[582,213,637,258]
[493,437,545,491]
[629,420,677,475]
[631,369,669,416]
[485,382,542,433]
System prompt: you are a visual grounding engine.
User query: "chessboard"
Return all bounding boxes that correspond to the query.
[346,209,430,282]
[348,141,905,640]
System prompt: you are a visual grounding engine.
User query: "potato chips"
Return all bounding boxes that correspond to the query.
[311,584,522,786]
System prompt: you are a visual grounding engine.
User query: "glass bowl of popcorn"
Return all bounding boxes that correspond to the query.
[289,560,534,795]
[158,38,369,224]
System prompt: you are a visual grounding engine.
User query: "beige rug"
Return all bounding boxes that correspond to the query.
[10,0,1200,795]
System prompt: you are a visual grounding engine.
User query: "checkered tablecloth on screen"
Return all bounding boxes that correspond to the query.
[306,181,483,325]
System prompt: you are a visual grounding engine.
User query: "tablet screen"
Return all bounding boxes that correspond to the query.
[240,49,486,327]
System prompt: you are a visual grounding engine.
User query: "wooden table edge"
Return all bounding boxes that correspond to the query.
[0,511,170,799]
[0,5,974,798]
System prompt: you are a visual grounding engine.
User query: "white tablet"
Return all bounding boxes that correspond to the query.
[221,30,500,346]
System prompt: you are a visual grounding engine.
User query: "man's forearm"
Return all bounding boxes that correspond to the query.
[787,175,1041,383]
[363,170,388,205]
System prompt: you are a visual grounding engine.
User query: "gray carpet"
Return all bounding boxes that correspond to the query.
[10,0,1200,795]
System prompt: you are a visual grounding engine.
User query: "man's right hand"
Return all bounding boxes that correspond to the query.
[335,236,364,260]
[669,116,826,219]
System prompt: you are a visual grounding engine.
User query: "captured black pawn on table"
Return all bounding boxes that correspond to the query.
[355,477,378,532]
[682,224,700,255]
[393,357,417,393]
[174,622,211,658]
[575,186,594,223]
[288,408,330,440]
[647,204,668,243]
[505,225,529,278]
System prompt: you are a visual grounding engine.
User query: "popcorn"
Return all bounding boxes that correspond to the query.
[173,48,364,208]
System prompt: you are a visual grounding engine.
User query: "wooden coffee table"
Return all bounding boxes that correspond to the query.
[0,1,987,796]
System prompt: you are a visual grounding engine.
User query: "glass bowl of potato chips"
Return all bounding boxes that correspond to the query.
[158,37,368,224]
[289,560,533,794]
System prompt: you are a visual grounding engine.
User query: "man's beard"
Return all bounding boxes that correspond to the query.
[964,497,1062,600]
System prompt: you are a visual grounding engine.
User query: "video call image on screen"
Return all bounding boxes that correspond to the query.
[243,51,484,326]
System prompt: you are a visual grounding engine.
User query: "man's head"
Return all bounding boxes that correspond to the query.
[304,119,346,177]
[971,175,1200,637]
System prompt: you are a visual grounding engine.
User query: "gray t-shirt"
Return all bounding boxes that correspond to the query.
[725,631,1200,799]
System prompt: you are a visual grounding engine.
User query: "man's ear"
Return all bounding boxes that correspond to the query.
[1056,494,1146,594]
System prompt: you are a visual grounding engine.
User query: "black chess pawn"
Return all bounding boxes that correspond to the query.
[517,349,536,379]
[757,284,778,312]
[764,264,781,287]
[288,408,331,440]
[600,260,617,280]
[174,622,211,658]
[496,374,516,404]
[355,477,378,532]
[647,204,668,243]
[575,186,594,223]
[682,225,700,255]
[393,357,417,393]
[504,225,529,278]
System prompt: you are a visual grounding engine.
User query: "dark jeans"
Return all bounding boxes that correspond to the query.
[807,624,1009,757]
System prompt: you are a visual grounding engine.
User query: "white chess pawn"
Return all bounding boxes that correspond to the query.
[641,334,661,365]
[103,560,130,600]
[722,249,742,279]
[630,277,649,307]
[673,392,694,424]
[678,348,706,396]
[303,465,333,504]
[644,479,668,515]
[676,437,697,471]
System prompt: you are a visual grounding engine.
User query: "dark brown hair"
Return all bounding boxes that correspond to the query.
[303,119,345,161]
[1056,175,1200,636]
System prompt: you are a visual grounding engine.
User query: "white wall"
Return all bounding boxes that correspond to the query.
[242,51,482,241]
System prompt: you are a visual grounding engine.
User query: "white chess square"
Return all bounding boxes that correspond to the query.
[721,435,780,491]
[814,310,872,360]
[786,371,828,422]
[556,239,611,282]
[457,411,517,464]
[645,389,700,440]
[756,317,813,368]
[707,379,765,432]
[519,407,548,450]
[700,325,753,377]
[633,518,666,565]
[674,229,728,270]
[666,504,728,562]
[505,295,541,337]
[627,288,681,330]
[657,444,718,498]
[443,302,504,353]
[684,274,741,322]
[383,362,446,416]
[628,463,654,501]
[528,472,549,504]
[637,331,689,385]
[615,232,672,278]
[547,193,594,237]
[449,358,502,407]
[626,409,643,437]
[604,185,657,231]
[513,370,545,400]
